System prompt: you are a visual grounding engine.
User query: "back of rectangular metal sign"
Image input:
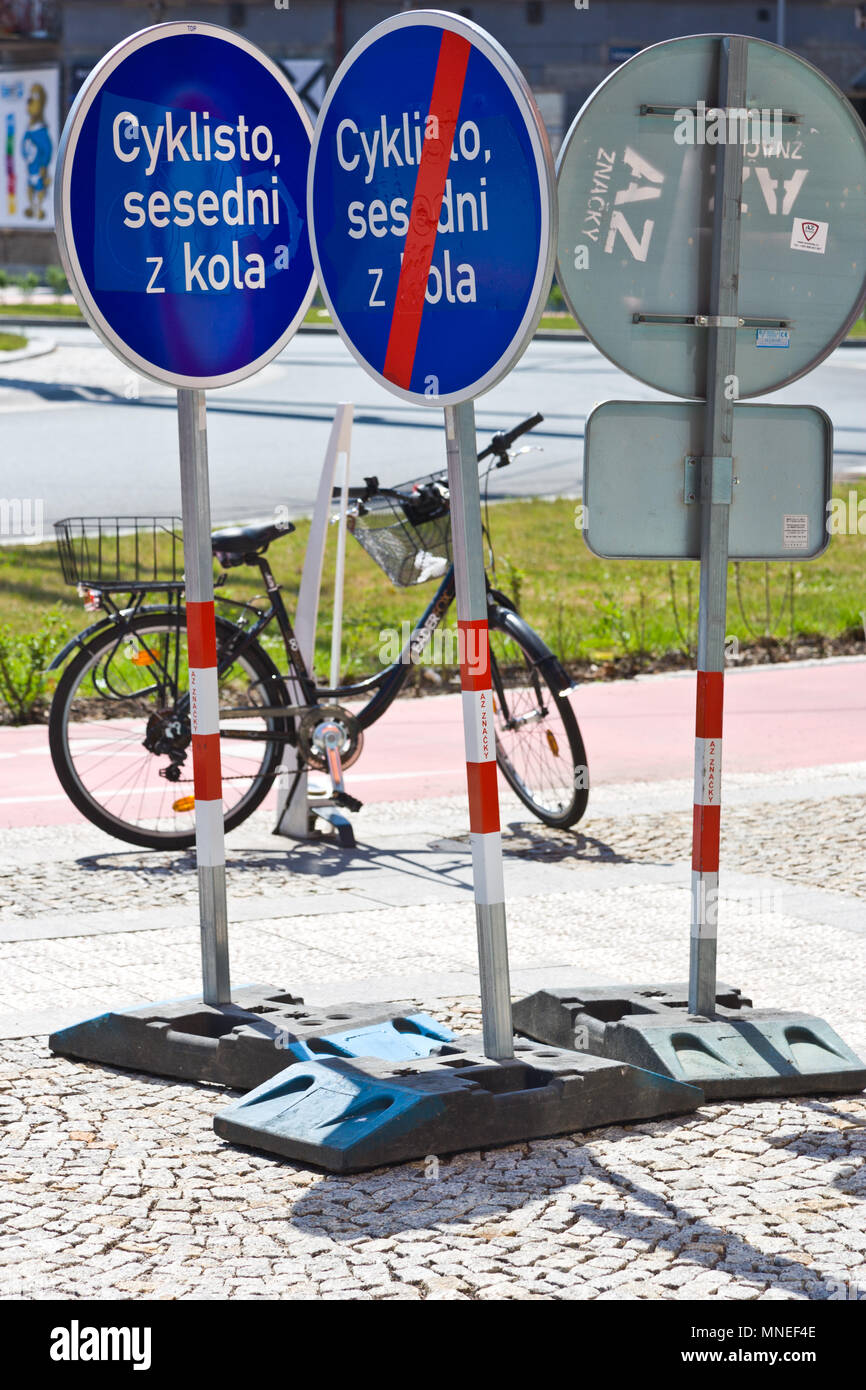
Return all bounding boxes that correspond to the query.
[583,401,832,561]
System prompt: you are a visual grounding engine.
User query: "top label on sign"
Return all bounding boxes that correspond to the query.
[56,23,316,389]
[308,12,555,406]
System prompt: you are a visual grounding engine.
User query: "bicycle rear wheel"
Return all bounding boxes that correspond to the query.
[48,611,288,850]
[488,605,588,828]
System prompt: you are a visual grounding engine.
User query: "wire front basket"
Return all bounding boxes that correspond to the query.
[55,517,184,589]
[348,477,452,587]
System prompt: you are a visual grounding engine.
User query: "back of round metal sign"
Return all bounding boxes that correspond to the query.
[556,34,866,399]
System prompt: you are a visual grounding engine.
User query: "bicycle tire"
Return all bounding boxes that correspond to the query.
[49,611,290,851]
[488,604,589,829]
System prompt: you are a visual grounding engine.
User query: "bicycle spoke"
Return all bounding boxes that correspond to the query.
[490,629,577,819]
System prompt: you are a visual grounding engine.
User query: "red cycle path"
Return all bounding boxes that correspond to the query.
[1,660,862,830]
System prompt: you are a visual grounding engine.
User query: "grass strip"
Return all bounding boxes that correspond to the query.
[2,486,863,699]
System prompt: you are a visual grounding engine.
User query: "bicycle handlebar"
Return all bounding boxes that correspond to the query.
[477,411,544,463]
[338,484,377,501]
[332,412,544,503]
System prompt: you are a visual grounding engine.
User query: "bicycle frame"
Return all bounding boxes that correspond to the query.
[47,412,585,843]
[51,412,547,739]
[50,536,526,752]
[320,565,458,728]
[214,551,460,739]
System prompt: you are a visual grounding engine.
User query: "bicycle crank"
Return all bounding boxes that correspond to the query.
[296,705,364,773]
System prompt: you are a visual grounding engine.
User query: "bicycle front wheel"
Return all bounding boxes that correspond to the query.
[48,611,288,850]
[488,605,588,829]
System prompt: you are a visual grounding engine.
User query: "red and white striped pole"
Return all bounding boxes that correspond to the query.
[445,399,513,1060]
[691,668,723,1011]
[178,388,231,1006]
[689,36,746,1016]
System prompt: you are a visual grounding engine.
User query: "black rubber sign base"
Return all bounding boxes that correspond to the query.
[213,1035,703,1173]
[48,984,454,1090]
[512,983,866,1100]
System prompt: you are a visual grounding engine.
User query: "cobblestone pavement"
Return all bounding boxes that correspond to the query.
[443,795,866,899]
[581,797,866,900]
[1,764,864,1300]
[2,762,864,918]
[2,1035,863,1302]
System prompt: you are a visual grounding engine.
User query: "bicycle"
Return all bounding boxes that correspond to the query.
[48,413,589,850]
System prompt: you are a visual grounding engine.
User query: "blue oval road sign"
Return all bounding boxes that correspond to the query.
[56,22,315,389]
[308,11,555,407]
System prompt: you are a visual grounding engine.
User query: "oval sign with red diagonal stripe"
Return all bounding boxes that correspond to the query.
[308,11,555,406]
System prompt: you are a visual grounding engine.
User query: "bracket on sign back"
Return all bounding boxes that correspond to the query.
[638,103,801,125]
[684,456,735,506]
[632,313,792,330]
[704,456,734,505]
[684,456,698,504]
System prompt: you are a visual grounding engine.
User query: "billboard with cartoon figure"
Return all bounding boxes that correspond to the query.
[1,66,58,228]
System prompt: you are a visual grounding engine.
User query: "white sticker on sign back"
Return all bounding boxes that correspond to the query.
[790,218,828,253]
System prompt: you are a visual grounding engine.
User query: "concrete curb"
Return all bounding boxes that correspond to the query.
[0,315,347,333]
[3,312,865,347]
[0,315,82,329]
[0,331,55,363]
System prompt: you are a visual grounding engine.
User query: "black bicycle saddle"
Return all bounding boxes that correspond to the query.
[210,519,294,556]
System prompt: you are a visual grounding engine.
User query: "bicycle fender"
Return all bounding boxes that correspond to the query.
[486,587,519,614]
[46,606,182,670]
[487,604,573,692]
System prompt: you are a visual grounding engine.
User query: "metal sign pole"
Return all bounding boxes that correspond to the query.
[444,399,513,1061]
[689,36,747,1017]
[178,388,231,1006]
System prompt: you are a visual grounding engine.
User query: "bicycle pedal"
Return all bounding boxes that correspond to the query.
[333,791,363,813]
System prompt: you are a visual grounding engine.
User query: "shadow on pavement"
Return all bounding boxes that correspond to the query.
[72,821,643,891]
[279,1120,847,1298]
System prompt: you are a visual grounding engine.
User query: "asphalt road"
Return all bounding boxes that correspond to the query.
[0,324,864,533]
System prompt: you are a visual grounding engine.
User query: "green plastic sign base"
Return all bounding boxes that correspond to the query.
[513,984,866,1101]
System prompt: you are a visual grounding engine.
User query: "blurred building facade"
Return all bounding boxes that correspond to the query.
[2,0,866,266]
